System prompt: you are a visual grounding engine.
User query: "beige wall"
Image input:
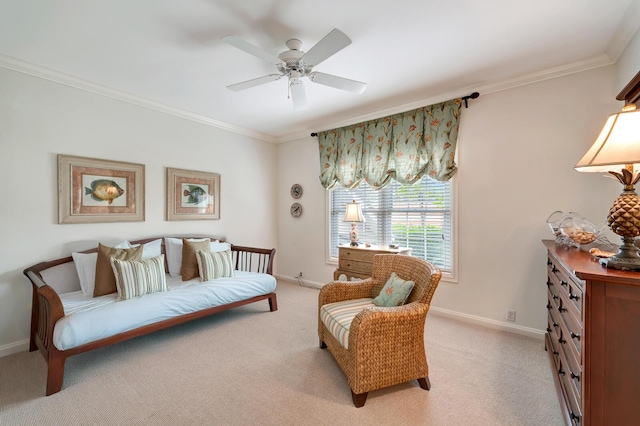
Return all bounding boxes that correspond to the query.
[615,27,640,94]
[1,27,638,355]
[0,68,277,356]
[276,65,621,335]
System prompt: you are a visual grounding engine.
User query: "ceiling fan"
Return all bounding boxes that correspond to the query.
[221,28,367,111]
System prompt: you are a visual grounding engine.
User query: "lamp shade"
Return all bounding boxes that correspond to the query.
[575,104,640,173]
[343,200,364,223]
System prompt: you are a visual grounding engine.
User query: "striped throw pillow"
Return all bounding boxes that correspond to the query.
[196,249,235,281]
[110,254,169,301]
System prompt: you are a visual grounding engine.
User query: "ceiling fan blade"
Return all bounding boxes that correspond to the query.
[308,72,367,94]
[301,28,352,67]
[221,35,285,66]
[227,74,283,91]
[289,78,308,111]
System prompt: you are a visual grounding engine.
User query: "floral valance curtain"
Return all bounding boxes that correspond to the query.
[318,99,462,189]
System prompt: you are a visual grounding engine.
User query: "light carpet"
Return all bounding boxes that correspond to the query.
[0,281,563,425]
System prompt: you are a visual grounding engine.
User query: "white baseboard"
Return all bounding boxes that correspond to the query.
[0,339,29,358]
[429,307,545,340]
[275,274,324,289]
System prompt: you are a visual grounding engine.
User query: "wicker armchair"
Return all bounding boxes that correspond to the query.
[318,254,442,407]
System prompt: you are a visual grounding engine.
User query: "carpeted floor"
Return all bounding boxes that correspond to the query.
[0,281,563,425]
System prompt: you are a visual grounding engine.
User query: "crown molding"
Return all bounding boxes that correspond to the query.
[0,54,277,144]
[277,54,615,143]
[0,52,616,145]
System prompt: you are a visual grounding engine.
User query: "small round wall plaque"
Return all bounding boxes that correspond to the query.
[290,202,302,218]
[291,184,303,199]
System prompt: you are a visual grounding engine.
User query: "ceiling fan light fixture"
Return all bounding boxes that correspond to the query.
[222,28,364,109]
[289,76,307,111]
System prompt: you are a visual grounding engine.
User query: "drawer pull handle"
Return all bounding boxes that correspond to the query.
[546,280,552,287]
[571,372,580,381]
[547,259,552,266]
[552,295,558,300]
[570,332,581,341]
[546,327,552,333]
[553,350,559,356]
[570,412,580,421]
[558,368,565,376]
[569,293,580,301]
[546,303,552,310]
[560,280,568,287]
[552,265,558,273]
[558,306,567,313]
[559,337,567,344]
[553,322,559,328]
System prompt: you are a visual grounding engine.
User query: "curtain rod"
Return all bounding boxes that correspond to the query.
[310,92,480,137]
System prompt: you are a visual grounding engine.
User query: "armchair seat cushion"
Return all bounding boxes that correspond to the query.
[320,298,375,349]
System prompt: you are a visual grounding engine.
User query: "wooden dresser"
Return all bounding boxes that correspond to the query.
[334,244,411,280]
[543,240,640,426]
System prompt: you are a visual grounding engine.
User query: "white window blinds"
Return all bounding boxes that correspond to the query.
[330,177,452,273]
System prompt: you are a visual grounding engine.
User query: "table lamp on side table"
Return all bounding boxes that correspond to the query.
[344,200,364,246]
[575,102,640,270]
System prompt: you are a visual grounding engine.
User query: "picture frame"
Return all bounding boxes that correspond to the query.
[166,167,220,221]
[58,154,145,224]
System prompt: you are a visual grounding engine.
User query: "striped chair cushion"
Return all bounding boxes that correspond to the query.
[196,249,235,281]
[320,298,376,349]
[110,255,168,301]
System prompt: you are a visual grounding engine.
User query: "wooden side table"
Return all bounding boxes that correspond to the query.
[334,244,411,281]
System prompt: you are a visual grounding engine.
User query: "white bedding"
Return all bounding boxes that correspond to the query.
[54,271,276,351]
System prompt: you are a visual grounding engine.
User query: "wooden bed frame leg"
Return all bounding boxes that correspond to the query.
[417,377,431,390]
[268,293,278,311]
[46,353,66,396]
[351,391,368,408]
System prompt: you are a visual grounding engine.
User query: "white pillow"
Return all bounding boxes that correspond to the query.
[72,240,130,295]
[129,239,163,260]
[72,252,98,295]
[164,237,226,277]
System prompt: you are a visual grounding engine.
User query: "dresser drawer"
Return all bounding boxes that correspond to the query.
[558,348,582,425]
[339,259,372,274]
[547,260,583,322]
[557,295,582,361]
[339,248,375,263]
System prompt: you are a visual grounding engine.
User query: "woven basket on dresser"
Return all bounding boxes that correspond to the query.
[318,254,442,407]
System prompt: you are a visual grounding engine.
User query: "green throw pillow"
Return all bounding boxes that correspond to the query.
[372,272,415,307]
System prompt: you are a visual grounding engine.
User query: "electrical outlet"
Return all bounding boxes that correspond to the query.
[506,309,516,322]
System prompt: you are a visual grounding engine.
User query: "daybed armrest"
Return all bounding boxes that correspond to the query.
[231,245,276,275]
[24,268,65,354]
[318,278,376,308]
[348,302,430,357]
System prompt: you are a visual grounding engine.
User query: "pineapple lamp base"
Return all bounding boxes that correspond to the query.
[601,186,640,271]
[600,236,640,270]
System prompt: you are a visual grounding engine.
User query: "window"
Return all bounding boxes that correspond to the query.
[329,176,455,277]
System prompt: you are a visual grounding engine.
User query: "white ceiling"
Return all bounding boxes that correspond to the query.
[1,0,639,142]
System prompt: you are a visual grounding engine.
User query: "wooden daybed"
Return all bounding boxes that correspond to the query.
[23,236,277,396]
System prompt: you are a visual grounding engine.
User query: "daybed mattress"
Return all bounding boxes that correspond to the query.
[54,271,276,351]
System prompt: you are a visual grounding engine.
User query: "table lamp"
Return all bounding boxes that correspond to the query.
[343,200,364,246]
[575,103,640,270]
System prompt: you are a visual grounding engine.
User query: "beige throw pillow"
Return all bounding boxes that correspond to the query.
[181,238,211,281]
[94,243,143,297]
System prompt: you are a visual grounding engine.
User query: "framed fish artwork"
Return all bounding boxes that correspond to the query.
[166,167,220,221]
[58,154,145,224]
